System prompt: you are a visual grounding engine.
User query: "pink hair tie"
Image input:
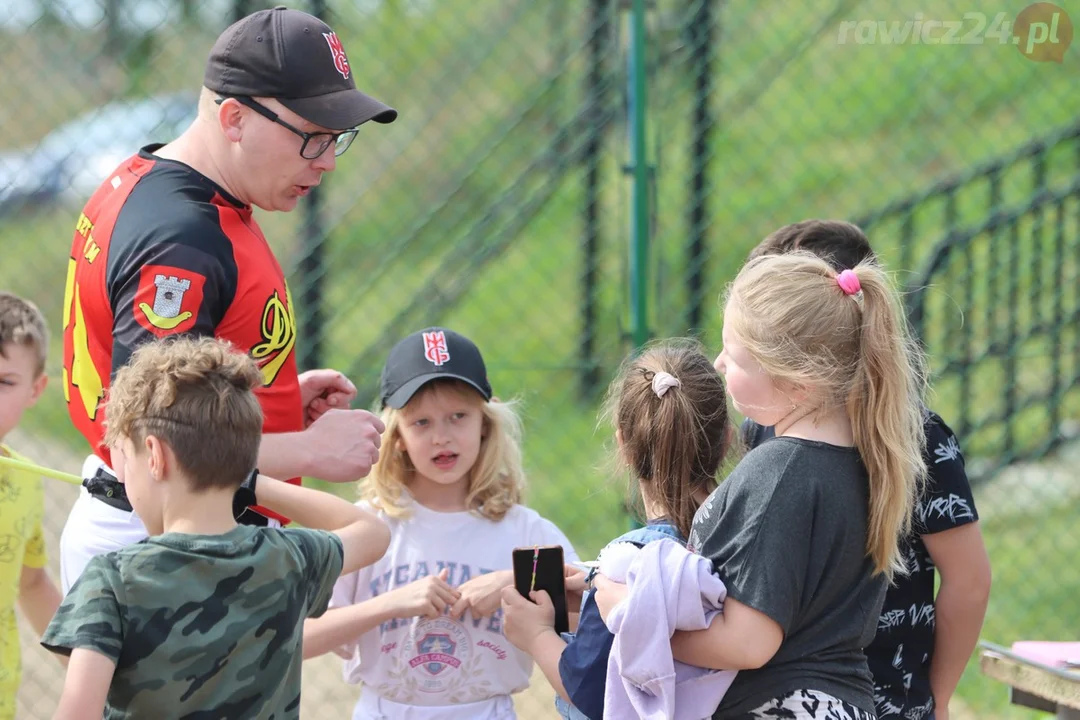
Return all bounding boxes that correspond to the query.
[836,269,862,297]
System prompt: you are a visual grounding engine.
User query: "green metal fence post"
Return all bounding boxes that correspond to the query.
[629,0,650,352]
[627,0,649,530]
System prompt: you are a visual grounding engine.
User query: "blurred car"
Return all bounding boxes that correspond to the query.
[2,0,236,33]
[0,92,197,215]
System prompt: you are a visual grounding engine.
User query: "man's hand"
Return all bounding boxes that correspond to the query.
[592,574,628,623]
[299,369,357,427]
[501,586,557,653]
[303,408,385,482]
[449,570,512,620]
[382,568,461,619]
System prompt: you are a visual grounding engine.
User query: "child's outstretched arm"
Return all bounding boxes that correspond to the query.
[253,474,391,576]
[52,648,115,720]
[303,567,461,659]
[19,566,62,640]
[924,523,991,718]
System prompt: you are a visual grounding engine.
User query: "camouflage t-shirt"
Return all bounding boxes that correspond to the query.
[41,525,343,719]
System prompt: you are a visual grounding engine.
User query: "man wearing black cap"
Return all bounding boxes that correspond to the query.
[59,6,395,592]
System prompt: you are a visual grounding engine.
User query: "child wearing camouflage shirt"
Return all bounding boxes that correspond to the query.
[41,336,391,719]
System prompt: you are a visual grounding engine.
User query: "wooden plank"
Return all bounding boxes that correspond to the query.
[980,643,1080,711]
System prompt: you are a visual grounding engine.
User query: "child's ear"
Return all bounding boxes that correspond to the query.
[790,384,812,407]
[28,372,47,405]
[777,379,811,408]
[145,435,167,482]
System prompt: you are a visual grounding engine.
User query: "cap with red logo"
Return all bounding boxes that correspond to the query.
[380,328,493,409]
[204,5,397,131]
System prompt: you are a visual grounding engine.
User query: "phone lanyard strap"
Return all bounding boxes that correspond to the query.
[530,546,540,593]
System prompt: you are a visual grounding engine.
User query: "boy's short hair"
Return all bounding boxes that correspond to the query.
[103,336,263,491]
[747,219,877,271]
[0,292,49,376]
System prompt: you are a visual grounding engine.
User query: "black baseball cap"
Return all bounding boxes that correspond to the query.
[204,6,397,131]
[380,328,493,409]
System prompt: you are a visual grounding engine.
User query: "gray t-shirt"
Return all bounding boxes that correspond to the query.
[689,436,886,718]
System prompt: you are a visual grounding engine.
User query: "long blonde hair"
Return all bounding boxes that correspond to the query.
[360,379,526,521]
[726,252,928,579]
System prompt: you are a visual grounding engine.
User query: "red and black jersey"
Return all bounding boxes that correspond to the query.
[61,144,303,522]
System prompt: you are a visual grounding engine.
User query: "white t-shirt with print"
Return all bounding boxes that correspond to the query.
[330,500,578,719]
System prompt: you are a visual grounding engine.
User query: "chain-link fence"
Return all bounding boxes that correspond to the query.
[4,0,1079,718]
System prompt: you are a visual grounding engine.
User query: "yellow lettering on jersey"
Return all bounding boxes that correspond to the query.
[62,257,76,403]
[82,236,101,263]
[71,285,104,420]
[251,284,296,387]
[62,258,75,331]
[75,213,93,239]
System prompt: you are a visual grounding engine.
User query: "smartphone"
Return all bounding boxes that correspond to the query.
[512,545,570,635]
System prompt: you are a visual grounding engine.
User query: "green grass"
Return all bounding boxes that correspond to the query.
[3,1,1080,715]
[956,481,1080,718]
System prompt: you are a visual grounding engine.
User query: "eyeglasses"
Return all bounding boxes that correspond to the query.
[216,96,358,160]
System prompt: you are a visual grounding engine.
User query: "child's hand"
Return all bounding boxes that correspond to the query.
[449,569,512,619]
[592,574,629,624]
[564,565,588,612]
[383,568,460,619]
[500,586,556,652]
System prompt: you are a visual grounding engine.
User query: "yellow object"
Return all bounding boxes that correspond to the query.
[0,456,81,486]
[71,285,104,420]
[0,446,49,720]
[138,302,193,330]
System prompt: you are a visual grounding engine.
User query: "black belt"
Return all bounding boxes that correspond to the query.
[85,467,272,526]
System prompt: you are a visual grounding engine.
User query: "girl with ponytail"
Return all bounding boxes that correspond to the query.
[501,338,734,720]
[596,251,928,720]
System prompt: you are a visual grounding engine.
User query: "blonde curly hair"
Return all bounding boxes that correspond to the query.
[103,336,263,491]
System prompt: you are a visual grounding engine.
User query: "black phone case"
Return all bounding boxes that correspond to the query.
[512,546,570,635]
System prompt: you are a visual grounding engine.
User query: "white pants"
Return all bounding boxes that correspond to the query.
[60,455,279,593]
[60,485,148,593]
[353,691,516,720]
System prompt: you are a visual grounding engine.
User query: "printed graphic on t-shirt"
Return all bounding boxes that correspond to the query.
[132,265,205,337]
[916,492,974,526]
[932,435,961,464]
[251,286,297,387]
[402,617,474,694]
[368,560,518,705]
[871,417,979,720]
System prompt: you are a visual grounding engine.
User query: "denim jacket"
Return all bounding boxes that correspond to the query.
[555,521,685,720]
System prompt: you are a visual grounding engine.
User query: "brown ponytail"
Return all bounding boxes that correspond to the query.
[603,338,732,539]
